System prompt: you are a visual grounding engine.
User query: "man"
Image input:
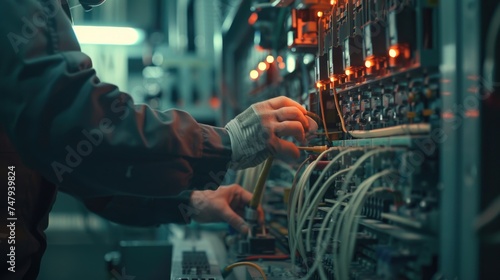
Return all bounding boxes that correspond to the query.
[0,0,314,279]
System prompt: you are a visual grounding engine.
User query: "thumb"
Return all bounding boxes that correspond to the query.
[222,208,249,234]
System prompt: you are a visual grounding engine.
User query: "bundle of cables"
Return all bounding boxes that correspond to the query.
[289,147,361,278]
[287,147,401,280]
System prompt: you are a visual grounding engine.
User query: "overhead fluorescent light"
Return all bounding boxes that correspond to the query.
[72,26,145,45]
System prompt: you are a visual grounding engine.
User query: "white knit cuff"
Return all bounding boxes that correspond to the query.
[225,106,270,169]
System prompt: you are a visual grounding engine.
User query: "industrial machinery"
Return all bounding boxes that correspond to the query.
[214,0,500,279]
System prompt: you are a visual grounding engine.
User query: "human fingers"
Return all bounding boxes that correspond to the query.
[236,186,254,205]
[274,121,306,143]
[265,96,307,114]
[305,115,319,133]
[220,206,249,234]
[275,106,310,131]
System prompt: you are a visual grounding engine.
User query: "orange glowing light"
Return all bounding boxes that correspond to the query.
[279,62,286,69]
[317,11,323,17]
[330,76,336,82]
[248,13,258,25]
[258,62,267,71]
[389,47,400,58]
[345,69,352,76]
[330,0,336,5]
[266,55,275,63]
[316,82,323,88]
[277,56,284,63]
[209,97,221,109]
[365,60,373,68]
[250,70,259,80]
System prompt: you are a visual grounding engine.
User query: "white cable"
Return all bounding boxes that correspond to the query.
[349,123,430,138]
[291,148,389,279]
[339,171,397,280]
[288,157,318,268]
[293,162,316,262]
[333,176,377,280]
[288,159,308,266]
[339,148,397,193]
[330,152,396,280]
[303,168,351,252]
[291,161,317,260]
[290,148,400,279]
[289,148,339,265]
[297,162,316,216]
[288,158,310,220]
[340,176,382,279]
[340,175,379,274]
[297,194,353,280]
[332,194,353,280]
[300,148,361,221]
[296,149,361,254]
[322,193,354,280]
[328,172,394,280]
[294,147,352,264]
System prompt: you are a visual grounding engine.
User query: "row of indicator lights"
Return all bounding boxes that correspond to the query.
[315,0,401,72]
[316,0,337,18]
[250,55,286,80]
[317,46,401,87]
[343,47,401,76]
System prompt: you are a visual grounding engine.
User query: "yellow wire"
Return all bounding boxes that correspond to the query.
[297,145,329,153]
[318,88,332,141]
[223,261,267,280]
[249,157,274,209]
[332,85,348,133]
[305,111,322,124]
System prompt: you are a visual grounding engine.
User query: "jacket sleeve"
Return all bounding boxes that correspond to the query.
[0,0,232,200]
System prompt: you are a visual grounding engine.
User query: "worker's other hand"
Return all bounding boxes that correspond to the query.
[190,184,264,234]
[225,96,312,169]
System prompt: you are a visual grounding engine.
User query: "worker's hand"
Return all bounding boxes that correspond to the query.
[225,96,313,169]
[190,184,264,234]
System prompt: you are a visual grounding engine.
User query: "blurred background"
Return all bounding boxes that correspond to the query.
[69,0,230,125]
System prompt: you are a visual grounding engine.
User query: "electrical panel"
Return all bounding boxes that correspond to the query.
[221,0,498,279]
